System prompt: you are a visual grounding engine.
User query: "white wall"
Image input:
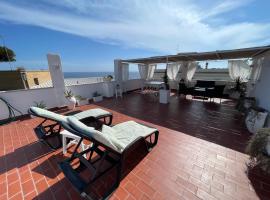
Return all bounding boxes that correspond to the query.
[252,52,270,111]
[0,87,58,120]
[67,82,107,99]
[0,79,143,120]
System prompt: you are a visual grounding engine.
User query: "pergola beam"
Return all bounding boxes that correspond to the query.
[122,45,270,64]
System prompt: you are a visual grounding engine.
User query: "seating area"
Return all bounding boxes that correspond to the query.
[179,80,227,102]
[1,92,270,200]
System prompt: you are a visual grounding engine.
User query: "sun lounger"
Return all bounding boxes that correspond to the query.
[59,116,159,199]
[28,107,113,149]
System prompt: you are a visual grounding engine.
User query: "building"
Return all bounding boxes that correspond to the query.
[0,69,51,91]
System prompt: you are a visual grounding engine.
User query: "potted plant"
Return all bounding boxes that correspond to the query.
[246,128,270,173]
[31,101,47,118]
[159,69,170,104]
[93,91,103,102]
[75,95,89,106]
[34,101,47,109]
[245,106,268,134]
[230,77,245,99]
[64,90,77,109]
[103,75,113,82]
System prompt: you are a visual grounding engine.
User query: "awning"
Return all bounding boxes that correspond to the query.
[122,45,270,64]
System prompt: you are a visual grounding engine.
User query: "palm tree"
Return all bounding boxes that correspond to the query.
[0,46,16,62]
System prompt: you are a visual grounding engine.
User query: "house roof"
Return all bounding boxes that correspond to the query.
[122,45,270,64]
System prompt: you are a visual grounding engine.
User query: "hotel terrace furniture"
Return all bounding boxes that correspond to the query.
[28,107,113,150]
[59,116,159,199]
[144,81,164,91]
[193,80,215,100]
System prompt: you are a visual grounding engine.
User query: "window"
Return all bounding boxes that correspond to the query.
[34,78,39,85]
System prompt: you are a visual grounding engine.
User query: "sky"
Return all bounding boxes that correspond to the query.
[0,0,269,72]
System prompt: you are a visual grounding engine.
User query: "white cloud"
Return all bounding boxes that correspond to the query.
[0,0,269,54]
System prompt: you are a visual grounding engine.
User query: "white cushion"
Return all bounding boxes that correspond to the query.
[111,121,157,150]
[67,116,119,152]
[30,107,68,123]
[102,125,125,150]
[74,108,111,119]
[67,117,157,153]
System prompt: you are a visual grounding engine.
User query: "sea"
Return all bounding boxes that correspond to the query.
[63,72,140,79]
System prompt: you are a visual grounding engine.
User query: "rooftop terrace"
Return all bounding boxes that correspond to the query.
[1,92,270,200]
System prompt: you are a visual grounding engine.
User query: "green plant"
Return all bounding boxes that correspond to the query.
[234,77,242,91]
[107,75,113,79]
[0,46,16,62]
[34,101,47,109]
[64,90,74,98]
[246,128,270,173]
[75,95,86,101]
[162,69,170,90]
[93,91,101,97]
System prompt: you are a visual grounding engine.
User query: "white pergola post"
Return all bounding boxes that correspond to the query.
[114,59,123,87]
[47,54,66,107]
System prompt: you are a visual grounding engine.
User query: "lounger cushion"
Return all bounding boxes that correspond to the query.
[67,116,119,152]
[30,107,68,123]
[74,108,111,120]
[111,121,158,149]
[102,125,125,150]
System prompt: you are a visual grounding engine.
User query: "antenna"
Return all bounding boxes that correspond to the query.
[0,35,13,70]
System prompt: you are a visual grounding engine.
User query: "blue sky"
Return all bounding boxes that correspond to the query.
[0,0,269,71]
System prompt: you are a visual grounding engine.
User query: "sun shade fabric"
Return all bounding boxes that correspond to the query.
[228,60,250,82]
[247,57,264,96]
[180,61,197,82]
[138,64,156,80]
[122,63,129,81]
[167,62,182,80]
[30,107,68,123]
[73,108,111,120]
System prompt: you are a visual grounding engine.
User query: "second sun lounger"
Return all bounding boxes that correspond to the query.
[28,107,113,149]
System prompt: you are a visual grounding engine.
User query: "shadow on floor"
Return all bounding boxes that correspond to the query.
[33,141,150,200]
[93,92,252,153]
[0,141,52,175]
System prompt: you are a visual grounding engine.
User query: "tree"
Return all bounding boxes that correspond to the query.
[0,46,16,62]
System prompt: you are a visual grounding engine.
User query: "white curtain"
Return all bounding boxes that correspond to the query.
[246,57,264,96]
[138,64,156,80]
[122,63,129,81]
[167,62,182,80]
[228,60,250,82]
[180,61,197,82]
[187,62,197,81]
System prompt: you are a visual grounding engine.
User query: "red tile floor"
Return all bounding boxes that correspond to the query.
[1,92,270,200]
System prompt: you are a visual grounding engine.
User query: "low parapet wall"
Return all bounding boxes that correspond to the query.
[0,79,143,120]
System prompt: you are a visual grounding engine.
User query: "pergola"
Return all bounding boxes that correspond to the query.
[122,45,270,64]
[114,45,270,85]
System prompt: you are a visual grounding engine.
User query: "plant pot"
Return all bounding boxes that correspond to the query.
[67,96,77,109]
[245,109,268,134]
[103,82,114,97]
[159,89,170,104]
[230,91,240,99]
[78,99,89,106]
[93,95,103,102]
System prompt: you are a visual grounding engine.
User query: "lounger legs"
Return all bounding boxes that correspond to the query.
[34,120,62,150]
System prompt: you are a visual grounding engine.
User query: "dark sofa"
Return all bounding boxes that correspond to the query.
[178,80,226,102]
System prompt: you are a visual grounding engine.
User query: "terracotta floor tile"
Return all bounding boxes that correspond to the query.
[35,178,48,194]
[0,92,269,200]
[21,179,35,196]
